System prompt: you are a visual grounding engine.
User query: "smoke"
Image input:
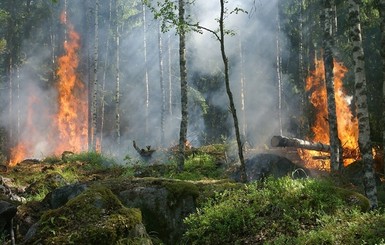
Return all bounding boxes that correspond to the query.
[0,0,288,161]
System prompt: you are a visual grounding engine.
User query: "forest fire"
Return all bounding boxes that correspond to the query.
[299,58,359,170]
[9,12,87,165]
[54,11,88,154]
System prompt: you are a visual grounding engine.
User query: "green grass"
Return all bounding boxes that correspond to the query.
[182,177,383,245]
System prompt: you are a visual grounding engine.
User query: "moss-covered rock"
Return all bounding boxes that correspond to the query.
[24,186,152,245]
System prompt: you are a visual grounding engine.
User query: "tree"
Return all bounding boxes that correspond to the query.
[218,0,246,182]
[348,0,378,208]
[177,0,188,172]
[90,0,100,151]
[378,0,385,176]
[322,0,343,172]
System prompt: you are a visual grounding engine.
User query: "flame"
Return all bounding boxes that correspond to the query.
[300,58,359,170]
[54,11,88,154]
[9,11,87,165]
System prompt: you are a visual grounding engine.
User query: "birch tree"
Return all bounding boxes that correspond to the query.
[90,0,100,151]
[114,0,121,149]
[348,0,378,208]
[322,0,343,172]
[158,22,166,146]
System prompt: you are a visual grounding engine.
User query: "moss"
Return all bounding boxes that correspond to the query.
[27,186,150,244]
[162,180,200,201]
[335,187,370,211]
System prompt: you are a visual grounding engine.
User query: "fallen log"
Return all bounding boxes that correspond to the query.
[271,135,330,152]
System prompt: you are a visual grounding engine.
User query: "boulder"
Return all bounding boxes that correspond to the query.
[45,183,88,209]
[232,153,308,182]
[0,200,17,236]
[24,186,152,245]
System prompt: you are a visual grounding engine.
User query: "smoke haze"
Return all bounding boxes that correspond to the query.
[1,0,288,162]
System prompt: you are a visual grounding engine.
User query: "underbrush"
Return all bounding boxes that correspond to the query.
[125,153,225,181]
[182,177,385,244]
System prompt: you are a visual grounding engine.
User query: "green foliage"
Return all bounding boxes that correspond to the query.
[171,153,223,180]
[64,151,118,169]
[183,177,380,244]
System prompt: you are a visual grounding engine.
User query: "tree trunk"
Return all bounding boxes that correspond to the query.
[219,0,246,182]
[322,0,343,172]
[348,0,378,209]
[90,0,99,151]
[143,3,150,141]
[99,0,113,151]
[238,36,247,138]
[167,33,173,116]
[115,0,121,149]
[177,0,188,172]
[378,0,385,179]
[158,22,166,146]
[276,0,283,136]
[271,135,331,152]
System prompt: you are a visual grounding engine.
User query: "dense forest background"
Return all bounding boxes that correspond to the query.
[0,0,382,162]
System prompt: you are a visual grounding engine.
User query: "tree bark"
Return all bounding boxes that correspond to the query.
[177,0,188,172]
[143,3,150,141]
[276,0,283,136]
[348,0,378,209]
[322,0,343,172]
[99,0,113,151]
[158,22,166,146]
[271,135,331,152]
[90,0,99,151]
[114,0,121,149]
[219,0,246,182]
[378,0,385,179]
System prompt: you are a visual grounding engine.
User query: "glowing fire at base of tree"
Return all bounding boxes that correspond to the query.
[9,11,87,165]
[299,58,359,170]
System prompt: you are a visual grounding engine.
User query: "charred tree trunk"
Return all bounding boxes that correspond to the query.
[322,0,343,172]
[348,0,378,208]
[177,0,188,172]
[271,135,331,152]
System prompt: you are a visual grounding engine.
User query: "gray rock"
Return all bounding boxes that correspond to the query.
[47,183,88,209]
[0,200,17,234]
[232,153,308,182]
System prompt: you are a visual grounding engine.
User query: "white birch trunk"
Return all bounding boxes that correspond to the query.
[348,0,378,208]
[91,0,99,151]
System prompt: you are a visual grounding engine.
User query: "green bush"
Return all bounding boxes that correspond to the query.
[183,177,383,244]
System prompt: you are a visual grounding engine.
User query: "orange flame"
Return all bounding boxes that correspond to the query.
[54,11,88,154]
[9,11,87,165]
[300,58,359,170]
